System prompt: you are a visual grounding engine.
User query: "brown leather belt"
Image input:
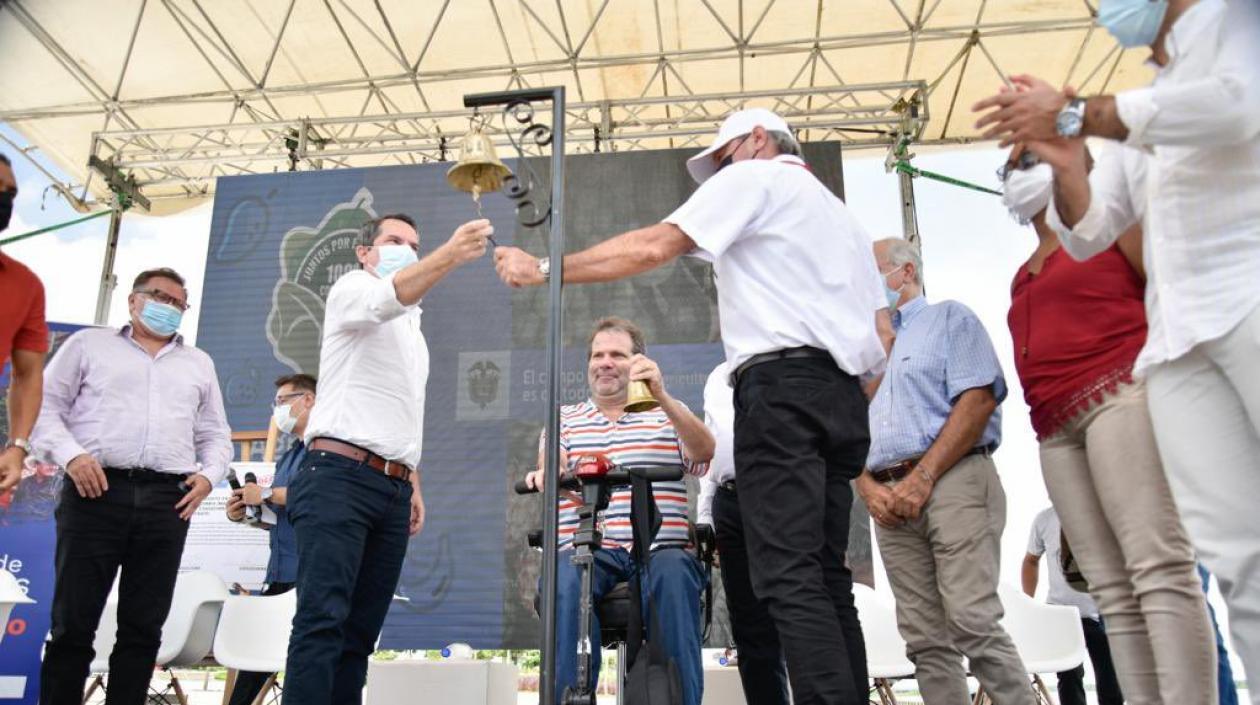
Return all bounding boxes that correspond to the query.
[309,437,412,482]
[868,445,992,484]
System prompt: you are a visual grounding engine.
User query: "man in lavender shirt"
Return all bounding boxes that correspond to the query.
[32,267,232,705]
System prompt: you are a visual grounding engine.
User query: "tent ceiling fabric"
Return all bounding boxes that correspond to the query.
[0,0,1151,213]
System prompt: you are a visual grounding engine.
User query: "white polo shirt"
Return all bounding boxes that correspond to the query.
[697,362,733,526]
[664,154,887,375]
[304,269,430,469]
[1027,508,1100,620]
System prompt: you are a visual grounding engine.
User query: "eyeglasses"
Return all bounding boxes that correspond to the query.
[134,288,190,312]
[996,151,1042,182]
[272,392,307,408]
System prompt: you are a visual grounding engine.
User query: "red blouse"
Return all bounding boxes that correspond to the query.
[1007,245,1147,439]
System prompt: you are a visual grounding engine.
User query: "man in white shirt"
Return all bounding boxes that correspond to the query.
[696,361,789,705]
[973,1,1260,695]
[282,213,492,705]
[1023,508,1124,705]
[495,108,890,705]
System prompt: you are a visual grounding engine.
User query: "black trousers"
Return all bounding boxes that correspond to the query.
[227,582,296,705]
[40,472,191,705]
[1056,617,1124,705]
[713,484,790,705]
[733,357,871,705]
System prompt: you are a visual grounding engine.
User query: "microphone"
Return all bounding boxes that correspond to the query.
[243,471,261,522]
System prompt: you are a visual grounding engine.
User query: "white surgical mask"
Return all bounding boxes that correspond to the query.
[272,403,299,434]
[1002,163,1054,225]
[372,244,418,278]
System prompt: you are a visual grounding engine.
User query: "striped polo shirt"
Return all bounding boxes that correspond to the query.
[545,399,706,552]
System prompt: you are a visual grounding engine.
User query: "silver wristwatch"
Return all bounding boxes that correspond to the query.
[538,257,551,282]
[4,438,31,456]
[1056,98,1086,138]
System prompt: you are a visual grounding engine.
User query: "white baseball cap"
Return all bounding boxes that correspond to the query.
[685,108,792,184]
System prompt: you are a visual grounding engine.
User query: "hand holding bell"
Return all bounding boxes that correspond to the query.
[626,354,662,413]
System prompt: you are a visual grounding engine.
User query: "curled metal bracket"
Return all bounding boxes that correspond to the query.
[498,98,554,229]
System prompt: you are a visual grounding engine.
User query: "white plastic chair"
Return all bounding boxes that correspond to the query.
[855,584,915,705]
[0,570,35,648]
[973,583,1087,705]
[157,570,229,666]
[214,590,298,705]
[83,570,228,704]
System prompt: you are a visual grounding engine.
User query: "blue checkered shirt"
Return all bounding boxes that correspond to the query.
[866,296,1006,471]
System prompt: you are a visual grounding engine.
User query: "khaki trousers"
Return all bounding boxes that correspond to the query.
[875,454,1035,705]
[1041,379,1216,705]
[1147,303,1260,705]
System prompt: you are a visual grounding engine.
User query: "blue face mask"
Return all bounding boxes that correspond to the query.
[881,268,905,311]
[1098,0,1169,48]
[139,300,183,338]
[372,244,418,278]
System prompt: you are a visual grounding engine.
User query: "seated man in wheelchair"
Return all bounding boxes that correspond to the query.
[523,316,715,705]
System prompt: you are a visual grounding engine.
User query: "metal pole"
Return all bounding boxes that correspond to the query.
[542,84,566,705]
[464,85,565,705]
[94,205,122,325]
[898,167,921,251]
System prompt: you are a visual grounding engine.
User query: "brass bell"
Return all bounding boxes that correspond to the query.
[625,380,660,413]
[446,123,511,197]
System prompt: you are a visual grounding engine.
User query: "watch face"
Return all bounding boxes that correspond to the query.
[1057,112,1083,137]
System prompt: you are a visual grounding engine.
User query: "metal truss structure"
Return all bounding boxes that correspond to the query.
[0,0,1147,212]
[86,82,930,197]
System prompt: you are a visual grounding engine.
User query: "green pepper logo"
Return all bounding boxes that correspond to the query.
[266,187,378,375]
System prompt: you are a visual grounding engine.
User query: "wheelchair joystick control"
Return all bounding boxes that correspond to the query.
[516,457,689,705]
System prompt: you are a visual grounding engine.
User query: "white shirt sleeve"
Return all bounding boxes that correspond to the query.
[324,270,412,332]
[1116,4,1260,147]
[1027,511,1048,557]
[32,331,89,468]
[192,354,233,485]
[696,456,717,527]
[663,162,770,261]
[696,366,729,527]
[1046,143,1141,261]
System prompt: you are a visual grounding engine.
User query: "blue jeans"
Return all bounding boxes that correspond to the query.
[553,547,706,705]
[1200,565,1239,705]
[282,449,412,705]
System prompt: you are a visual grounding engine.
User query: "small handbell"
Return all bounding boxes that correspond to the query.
[446,126,511,199]
[624,380,660,413]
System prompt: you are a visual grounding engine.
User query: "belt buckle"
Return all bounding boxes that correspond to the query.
[383,460,405,480]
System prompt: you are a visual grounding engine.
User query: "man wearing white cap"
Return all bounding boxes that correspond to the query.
[495,108,890,705]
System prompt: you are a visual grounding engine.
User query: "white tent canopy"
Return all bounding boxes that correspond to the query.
[0,0,1150,213]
